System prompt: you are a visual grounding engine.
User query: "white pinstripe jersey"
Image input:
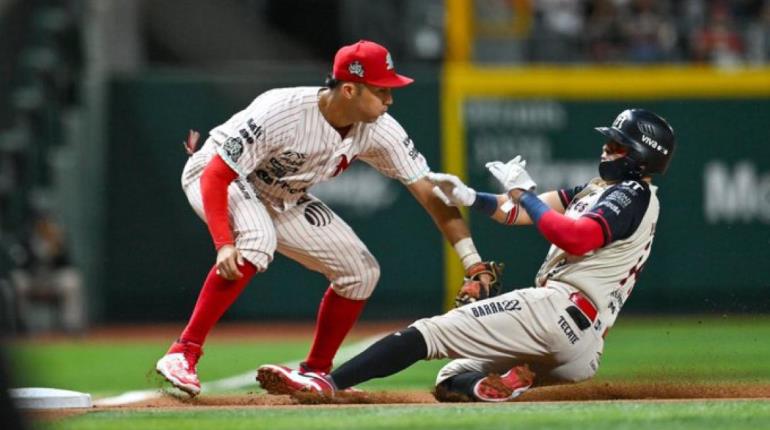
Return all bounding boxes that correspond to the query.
[535,178,660,330]
[182,87,430,211]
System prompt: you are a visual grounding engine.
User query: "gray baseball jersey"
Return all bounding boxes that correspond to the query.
[412,178,659,385]
[536,178,659,332]
[182,86,429,299]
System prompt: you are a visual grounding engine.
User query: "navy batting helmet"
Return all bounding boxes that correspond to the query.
[594,109,676,179]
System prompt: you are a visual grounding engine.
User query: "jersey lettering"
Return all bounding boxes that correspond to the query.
[584,180,651,244]
[401,137,420,160]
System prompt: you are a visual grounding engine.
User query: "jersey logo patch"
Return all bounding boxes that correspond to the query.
[304,202,334,227]
[348,61,364,78]
[223,137,244,162]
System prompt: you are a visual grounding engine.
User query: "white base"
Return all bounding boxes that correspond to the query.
[10,387,92,409]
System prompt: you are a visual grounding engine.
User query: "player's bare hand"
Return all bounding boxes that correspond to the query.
[426,172,476,207]
[485,156,536,193]
[215,244,244,280]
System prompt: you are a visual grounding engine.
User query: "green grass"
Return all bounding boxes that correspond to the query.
[9,316,770,429]
[43,401,770,430]
[597,316,770,383]
[10,340,311,395]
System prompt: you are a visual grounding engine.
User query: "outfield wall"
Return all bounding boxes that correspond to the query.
[93,65,770,322]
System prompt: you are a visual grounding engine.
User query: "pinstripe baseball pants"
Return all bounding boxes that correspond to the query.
[183,176,380,300]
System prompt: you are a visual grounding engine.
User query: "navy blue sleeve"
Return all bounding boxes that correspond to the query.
[583,181,651,245]
[558,184,588,209]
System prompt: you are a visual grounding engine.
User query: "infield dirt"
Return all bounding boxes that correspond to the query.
[117,381,770,409]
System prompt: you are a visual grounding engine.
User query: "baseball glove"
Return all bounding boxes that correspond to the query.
[455,261,504,307]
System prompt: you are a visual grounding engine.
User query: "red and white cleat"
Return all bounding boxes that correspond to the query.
[257,364,336,397]
[473,365,534,402]
[155,340,203,397]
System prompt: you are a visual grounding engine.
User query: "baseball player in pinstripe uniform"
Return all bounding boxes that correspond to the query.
[257,109,676,402]
[155,40,498,397]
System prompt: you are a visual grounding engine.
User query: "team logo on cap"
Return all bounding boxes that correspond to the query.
[348,61,364,78]
[612,111,631,129]
[386,52,394,70]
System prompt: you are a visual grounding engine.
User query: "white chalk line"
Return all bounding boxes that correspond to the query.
[94,334,383,407]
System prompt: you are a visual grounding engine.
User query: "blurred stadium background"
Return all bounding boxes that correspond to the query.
[0,0,768,336]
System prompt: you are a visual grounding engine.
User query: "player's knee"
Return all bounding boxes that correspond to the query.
[575,356,600,382]
[365,256,381,290]
[236,250,273,272]
[332,255,380,300]
[234,230,277,272]
[547,359,599,384]
[361,261,381,298]
[574,362,599,382]
[359,249,380,281]
[560,371,595,384]
[335,269,379,299]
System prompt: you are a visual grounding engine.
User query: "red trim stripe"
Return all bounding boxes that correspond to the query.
[505,204,519,225]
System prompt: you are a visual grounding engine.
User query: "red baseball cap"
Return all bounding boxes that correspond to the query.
[332,40,414,88]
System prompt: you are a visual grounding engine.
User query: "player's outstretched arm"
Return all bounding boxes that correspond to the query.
[407,176,473,245]
[407,177,496,292]
[491,191,565,225]
[426,172,566,225]
[486,156,603,255]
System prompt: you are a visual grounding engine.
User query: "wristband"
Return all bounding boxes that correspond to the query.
[470,192,498,217]
[453,238,482,270]
[519,191,550,224]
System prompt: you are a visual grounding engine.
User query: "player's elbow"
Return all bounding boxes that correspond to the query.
[540,215,604,256]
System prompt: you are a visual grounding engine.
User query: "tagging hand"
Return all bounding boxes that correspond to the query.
[427,172,477,207]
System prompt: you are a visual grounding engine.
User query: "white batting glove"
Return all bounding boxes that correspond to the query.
[427,172,477,207]
[485,155,537,192]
